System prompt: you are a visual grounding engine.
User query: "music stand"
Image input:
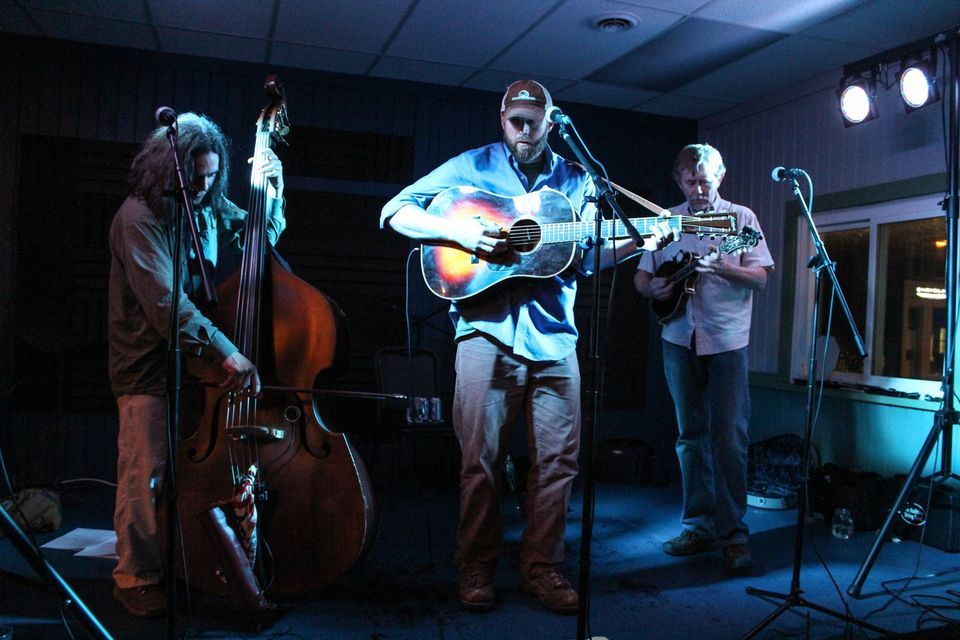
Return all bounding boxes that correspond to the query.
[741,171,886,639]
[0,501,114,639]
[848,28,960,598]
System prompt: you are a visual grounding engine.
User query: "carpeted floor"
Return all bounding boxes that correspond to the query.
[2,450,960,640]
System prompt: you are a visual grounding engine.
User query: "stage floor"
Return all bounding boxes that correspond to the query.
[2,464,960,640]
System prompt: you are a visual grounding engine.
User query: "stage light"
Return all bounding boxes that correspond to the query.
[838,75,878,126]
[898,56,939,111]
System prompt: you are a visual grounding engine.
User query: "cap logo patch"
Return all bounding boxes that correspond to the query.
[512,90,536,102]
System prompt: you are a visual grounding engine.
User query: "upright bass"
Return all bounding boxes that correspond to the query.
[177,76,377,602]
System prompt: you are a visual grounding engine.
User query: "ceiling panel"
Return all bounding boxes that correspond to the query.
[156,26,266,64]
[270,42,377,76]
[274,0,413,52]
[552,80,660,110]
[802,0,960,50]
[463,70,575,99]
[492,1,683,79]
[590,17,787,92]
[633,92,738,121]
[19,0,149,22]
[148,0,274,40]
[28,9,157,51]
[674,34,878,102]
[1,0,956,121]
[386,0,556,67]
[691,0,865,33]
[369,56,476,85]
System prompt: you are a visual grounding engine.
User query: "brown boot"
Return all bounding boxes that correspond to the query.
[520,565,578,614]
[113,584,167,618]
[458,564,495,612]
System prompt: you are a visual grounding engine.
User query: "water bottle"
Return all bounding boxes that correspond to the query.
[832,507,854,539]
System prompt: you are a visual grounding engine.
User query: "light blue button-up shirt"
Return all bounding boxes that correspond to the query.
[380,142,597,362]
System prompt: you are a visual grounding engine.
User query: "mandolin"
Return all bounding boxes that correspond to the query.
[649,226,762,324]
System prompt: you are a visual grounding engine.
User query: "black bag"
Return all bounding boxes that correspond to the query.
[747,434,806,503]
[595,438,668,486]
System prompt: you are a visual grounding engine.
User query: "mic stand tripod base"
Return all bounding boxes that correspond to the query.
[742,585,887,640]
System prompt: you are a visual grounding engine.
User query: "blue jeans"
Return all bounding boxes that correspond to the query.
[663,340,750,547]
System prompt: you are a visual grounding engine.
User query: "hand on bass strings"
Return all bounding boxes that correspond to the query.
[220,351,262,394]
[248,149,284,200]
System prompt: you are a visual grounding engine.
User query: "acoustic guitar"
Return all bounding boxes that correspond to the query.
[649,226,763,324]
[420,186,737,301]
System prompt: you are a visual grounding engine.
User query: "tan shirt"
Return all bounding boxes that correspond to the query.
[637,198,774,356]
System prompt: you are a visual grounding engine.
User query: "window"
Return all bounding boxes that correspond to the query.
[790,193,946,396]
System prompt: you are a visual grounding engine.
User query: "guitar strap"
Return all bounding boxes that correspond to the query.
[567,161,670,216]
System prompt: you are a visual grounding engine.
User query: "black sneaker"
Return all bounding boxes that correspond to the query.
[662,530,713,556]
[113,584,167,618]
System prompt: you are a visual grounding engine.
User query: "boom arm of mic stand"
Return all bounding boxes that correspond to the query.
[791,177,867,358]
[555,122,644,246]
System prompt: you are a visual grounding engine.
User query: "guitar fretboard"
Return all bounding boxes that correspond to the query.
[537,215,716,245]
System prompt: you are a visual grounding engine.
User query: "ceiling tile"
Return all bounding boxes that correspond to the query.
[369,56,476,85]
[275,0,413,53]
[674,34,877,102]
[270,42,377,76]
[0,4,39,34]
[633,92,738,119]
[590,17,787,91]
[691,0,863,33]
[615,0,712,14]
[20,0,148,22]
[802,0,960,49]
[156,26,266,64]
[28,9,157,51]
[386,0,556,67]
[553,81,660,110]
[148,0,274,39]
[462,70,575,98]
[492,1,683,79]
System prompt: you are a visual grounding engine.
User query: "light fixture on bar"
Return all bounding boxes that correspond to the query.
[898,51,939,111]
[838,72,878,126]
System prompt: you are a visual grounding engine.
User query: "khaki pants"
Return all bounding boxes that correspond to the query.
[113,394,168,589]
[453,334,580,574]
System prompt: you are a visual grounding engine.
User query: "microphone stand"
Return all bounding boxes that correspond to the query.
[848,28,960,598]
[741,171,885,639]
[161,121,216,640]
[553,117,643,640]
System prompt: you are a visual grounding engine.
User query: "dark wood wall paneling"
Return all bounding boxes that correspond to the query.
[0,33,696,486]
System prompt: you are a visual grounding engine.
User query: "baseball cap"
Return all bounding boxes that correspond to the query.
[500,79,553,118]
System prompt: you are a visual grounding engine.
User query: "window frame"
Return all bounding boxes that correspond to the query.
[789,192,946,396]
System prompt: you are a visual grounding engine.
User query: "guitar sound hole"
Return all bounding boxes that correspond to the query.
[509,219,541,253]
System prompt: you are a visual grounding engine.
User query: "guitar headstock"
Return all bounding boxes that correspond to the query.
[680,214,737,239]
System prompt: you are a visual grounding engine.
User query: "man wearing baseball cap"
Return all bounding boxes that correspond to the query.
[380,80,674,614]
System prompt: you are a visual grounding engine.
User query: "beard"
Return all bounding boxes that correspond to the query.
[504,132,549,164]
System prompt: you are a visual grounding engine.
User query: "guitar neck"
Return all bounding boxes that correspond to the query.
[541,215,684,245]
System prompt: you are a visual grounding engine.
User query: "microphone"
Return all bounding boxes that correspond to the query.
[545,105,571,126]
[771,166,803,182]
[154,106,178,127]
